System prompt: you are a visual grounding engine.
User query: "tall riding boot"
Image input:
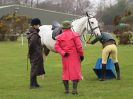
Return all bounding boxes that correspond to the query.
[63,80,69,94]
[30,76,36,88]
[114,62,121,80]
[34,76,40,87]
[30,76,34,87]
[72,80,79,95]
[99,64,106,81]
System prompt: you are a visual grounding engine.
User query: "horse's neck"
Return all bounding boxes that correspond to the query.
[72,16,87,33]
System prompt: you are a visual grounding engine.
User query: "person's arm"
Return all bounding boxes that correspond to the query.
[29,34,38,49]
[73,36,84,62]
[73,36,83,56]
[54,40,66,56]
[91,37,99,44]
[87,35,102,44]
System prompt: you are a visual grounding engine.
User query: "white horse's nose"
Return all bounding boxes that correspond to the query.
[95,28,101,36]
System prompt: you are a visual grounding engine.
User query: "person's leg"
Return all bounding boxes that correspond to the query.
[111,45,121,80]
[30,76,34,87]
[30,75,36,88]
[34,76,40,87]
[72,80,79,95]
[101,46,110,81]
[30,71,40,88]
[114,62,121,80]
[99,64,106,81]
[63,80,69,94]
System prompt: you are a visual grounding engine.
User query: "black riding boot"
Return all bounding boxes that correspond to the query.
[30,76,35,88]
[72,80,79,95]
[99,64,106,81]
[34,76,40,87]
[63,80,69,94]
[30,76,39,89]
[114,62,121,80]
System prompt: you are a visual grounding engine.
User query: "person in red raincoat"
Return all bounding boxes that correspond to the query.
[54,21,84,95]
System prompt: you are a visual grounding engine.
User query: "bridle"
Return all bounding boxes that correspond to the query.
[86,16,100,41]
[83,10,100,40]
[87,17,99,33]
[72,14,100,43]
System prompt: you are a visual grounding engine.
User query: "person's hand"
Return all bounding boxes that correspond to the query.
[80,56,84,62]
[86,40,91,44]
[64,52,69,57]
[36,28,40,33]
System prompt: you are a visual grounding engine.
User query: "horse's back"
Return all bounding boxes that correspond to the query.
[39,25,52,35]
[39,25,52,43]
[39,25,56,52]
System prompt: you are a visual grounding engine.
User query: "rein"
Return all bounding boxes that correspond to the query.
[71,27,86,43]
[71,15,100,43]
[86,17,99,41]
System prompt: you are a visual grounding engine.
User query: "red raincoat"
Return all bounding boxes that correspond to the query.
[54,29,83,80]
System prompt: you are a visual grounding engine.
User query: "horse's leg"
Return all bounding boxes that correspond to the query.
[40,45,50,80]
[43,45,50,61]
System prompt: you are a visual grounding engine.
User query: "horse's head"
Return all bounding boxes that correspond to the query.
[85,12,101,36]
[72,13,101,37]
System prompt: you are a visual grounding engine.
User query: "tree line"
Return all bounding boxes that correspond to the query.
[0,0,133,25]
[0,0,92,15]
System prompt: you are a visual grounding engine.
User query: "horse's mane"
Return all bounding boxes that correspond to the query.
[71,15,87,22]
[71,13,94,22]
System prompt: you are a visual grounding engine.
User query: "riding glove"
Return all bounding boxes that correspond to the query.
[80,56,84,62]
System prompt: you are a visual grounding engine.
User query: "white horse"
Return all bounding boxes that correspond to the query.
[39,13,101,58]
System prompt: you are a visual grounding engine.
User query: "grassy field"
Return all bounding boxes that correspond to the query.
[0,39,133,99]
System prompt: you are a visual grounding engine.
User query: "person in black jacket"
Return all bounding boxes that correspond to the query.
[27,18,45,88]
[87,32,121,81]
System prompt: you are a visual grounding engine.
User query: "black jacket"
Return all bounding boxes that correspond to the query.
[27,27,45,76]
[91,32,115,44]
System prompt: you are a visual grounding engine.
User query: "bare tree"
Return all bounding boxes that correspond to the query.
[14,0,20,4]
[30,0,34,7]
[60,0,74,13]
[24,0,28,4]
[0,0,6,5]
[74,0,92,15]
[36,0,39,7]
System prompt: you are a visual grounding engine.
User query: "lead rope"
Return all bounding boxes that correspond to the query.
[71,27,86,45]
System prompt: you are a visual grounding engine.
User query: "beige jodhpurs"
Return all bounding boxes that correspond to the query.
[102,44,118,64]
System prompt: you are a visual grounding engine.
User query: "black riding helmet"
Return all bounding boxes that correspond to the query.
[30,18,41,26]
[52,21,61,30]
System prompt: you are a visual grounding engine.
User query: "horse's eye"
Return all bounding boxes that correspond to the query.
[91,22,94,24]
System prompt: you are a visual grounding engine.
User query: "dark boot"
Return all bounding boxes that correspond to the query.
[114,62,121,80]
[34,76,40,87]
[99,64,106,81]
[63,80,69,94]
[72,80,79,95]
[30,76,39,89]
[30,76,35,88]
[30,76,34,87]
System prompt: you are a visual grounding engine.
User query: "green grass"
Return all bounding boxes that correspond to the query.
[0,39,133,99]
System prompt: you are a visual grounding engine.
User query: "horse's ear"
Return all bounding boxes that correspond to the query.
[86,12,92,18]
[86,12,89,17]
